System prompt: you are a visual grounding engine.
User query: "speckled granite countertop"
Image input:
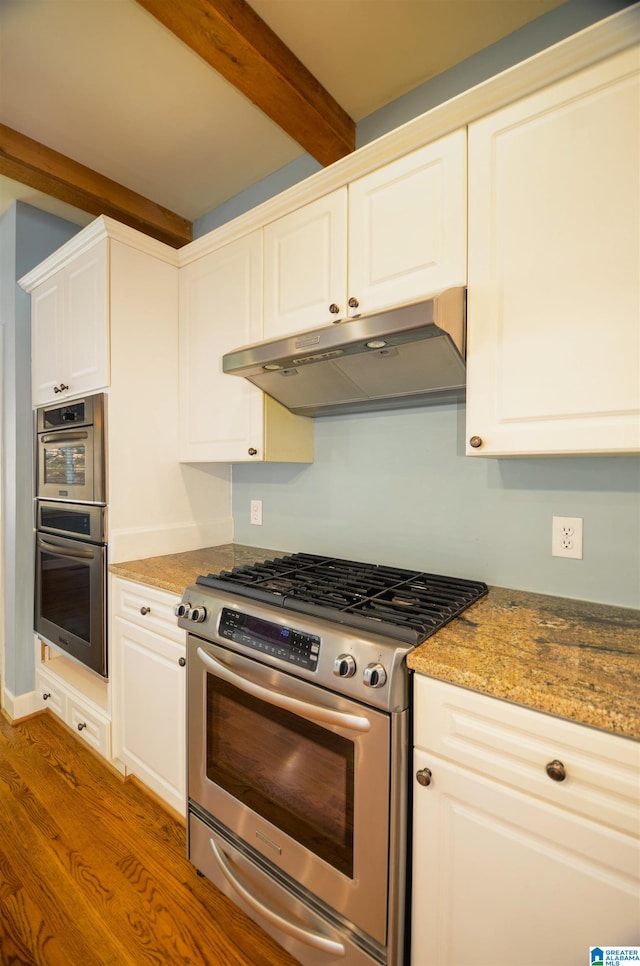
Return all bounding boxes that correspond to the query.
[109,543,284,596]
[110,547,640,741]
[408,586,640,741]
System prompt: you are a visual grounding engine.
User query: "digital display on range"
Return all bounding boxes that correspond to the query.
[219,608,319,670]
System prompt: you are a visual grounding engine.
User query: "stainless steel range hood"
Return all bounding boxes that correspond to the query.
[222,287,466,417]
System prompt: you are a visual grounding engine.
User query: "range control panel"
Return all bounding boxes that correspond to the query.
[218,608,320,671]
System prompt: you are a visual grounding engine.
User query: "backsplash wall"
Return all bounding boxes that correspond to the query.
[232,403,640,609]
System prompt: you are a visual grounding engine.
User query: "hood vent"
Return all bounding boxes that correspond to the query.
[222,287,466,417]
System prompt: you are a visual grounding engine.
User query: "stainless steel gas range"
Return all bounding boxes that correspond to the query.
[176,553,487,966]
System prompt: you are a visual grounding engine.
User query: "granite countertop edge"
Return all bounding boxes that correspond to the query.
[109,545,640,742]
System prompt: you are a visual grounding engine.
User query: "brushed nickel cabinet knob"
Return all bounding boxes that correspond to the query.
[416,767,432,787]
[329,303,340,314]
[348,296,359,309]
[248,448,258,456]
[469,435,483,449]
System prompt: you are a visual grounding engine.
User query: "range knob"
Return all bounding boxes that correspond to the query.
[363,663,387,688]
[333,654,356,678]
[188,607,207,623]
[174,602,190,618]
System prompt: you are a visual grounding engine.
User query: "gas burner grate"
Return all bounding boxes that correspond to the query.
[197,553,488,645]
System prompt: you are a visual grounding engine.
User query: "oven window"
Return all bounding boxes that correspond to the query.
[41,550,91,643]
[43,444,86,487]
[206,676,354,877]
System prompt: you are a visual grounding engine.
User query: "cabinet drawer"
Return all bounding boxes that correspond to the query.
[67,695,111,758]
[112,577,183,643]
[414,675,640,836]
[36,667,67,719]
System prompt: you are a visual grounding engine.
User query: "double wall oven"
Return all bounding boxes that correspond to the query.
[34,394,108,677]
[178,553,487,966]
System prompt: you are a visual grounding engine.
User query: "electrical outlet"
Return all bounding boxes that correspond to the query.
[551,516,583,559]
[250,499,263,526]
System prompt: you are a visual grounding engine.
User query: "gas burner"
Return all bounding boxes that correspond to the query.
[196,553,487,645]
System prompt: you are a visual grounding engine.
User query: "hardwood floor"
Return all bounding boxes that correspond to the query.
[0,710,300,966]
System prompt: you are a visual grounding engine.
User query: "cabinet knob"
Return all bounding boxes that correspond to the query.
[329,303,340,315]
[248,447,258,456]
[178,656,186,667]
[77,722,87,732]
[43,692,51,700]
[53,383,69,394]
[545,759,566,782]
[348,296,359,309]
[140,606,151,615]
[416,767,432,787]
[469,435,483,449]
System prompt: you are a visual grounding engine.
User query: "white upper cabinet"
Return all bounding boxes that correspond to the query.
[348,129,467,317]
[466,46,640,456]
[263,130,467,341]
[263,189,348,339]
[179,232,313,463]
[31,239,109,406]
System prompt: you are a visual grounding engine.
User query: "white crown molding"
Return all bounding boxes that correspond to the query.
[18,215,179,292]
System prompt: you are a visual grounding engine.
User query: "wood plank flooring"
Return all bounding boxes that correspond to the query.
[0,710,300,966]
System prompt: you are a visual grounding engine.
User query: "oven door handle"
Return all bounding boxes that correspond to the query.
[209,838,346,958]
[196,647,371,733]
[41,431,89,443]
[37,537,95,559]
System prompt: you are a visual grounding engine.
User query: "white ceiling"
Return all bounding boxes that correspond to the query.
[0,0,566,230]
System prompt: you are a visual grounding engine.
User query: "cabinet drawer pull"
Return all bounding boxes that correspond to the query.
[469,435,483,449]
[545,759,566,782]
[248,448,258,456]
[416,767,432,787]
[43,692,51,700]
[140,606,151,615]
[53,383,69,394]
[77,722,87,732]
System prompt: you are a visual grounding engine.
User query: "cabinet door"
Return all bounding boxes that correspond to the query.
[466,47,640,456]
[179,232,265,461]
[263,188,348,338]
[112,616,186,815]
[65,239,110,397]
[32,277,66,405]
[31,239,110,406]
[412,749,640,966]
[348,130,467,317]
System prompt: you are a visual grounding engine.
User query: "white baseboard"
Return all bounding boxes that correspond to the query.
[2,686,40,722]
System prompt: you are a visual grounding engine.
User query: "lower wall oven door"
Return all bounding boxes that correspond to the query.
[35,532,107,677]
[187,635,393,953]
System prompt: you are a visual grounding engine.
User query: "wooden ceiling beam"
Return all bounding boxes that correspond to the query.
[0,124,192,249]
[134,0,356,167]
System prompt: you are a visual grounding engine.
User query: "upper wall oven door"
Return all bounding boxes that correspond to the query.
[188,636,392,947]
[36,394,106,504]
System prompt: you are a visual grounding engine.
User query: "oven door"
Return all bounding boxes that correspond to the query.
[188,635,391,947]
[37,427,104,504]
[35,532,107,677]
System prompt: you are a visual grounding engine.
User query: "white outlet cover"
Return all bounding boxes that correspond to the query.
[551,516,583,559]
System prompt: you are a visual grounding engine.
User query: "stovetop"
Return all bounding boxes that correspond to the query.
[195,552,488,646]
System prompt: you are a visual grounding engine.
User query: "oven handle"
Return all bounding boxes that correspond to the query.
[209,838,346,958]
[37,537,95,559]
[41,431,89,443]
[196,646,371,733]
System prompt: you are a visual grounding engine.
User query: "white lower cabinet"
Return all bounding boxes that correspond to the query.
[411,676,640,966]
[111,578,186,815]
[35,661,111,759]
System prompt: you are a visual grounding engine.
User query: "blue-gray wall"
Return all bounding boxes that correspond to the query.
[205,0,640,609]
[1,202,81,697]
